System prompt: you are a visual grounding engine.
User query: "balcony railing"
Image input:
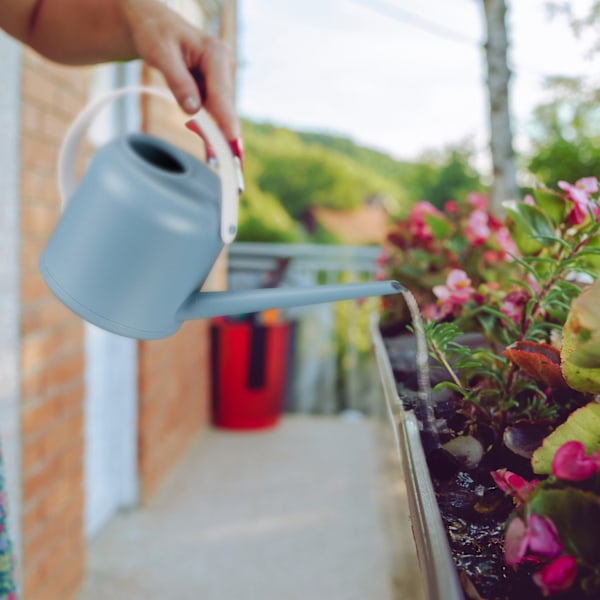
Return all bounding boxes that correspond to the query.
[227,242,384,415]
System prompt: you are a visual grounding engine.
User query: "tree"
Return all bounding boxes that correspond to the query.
[480,0,519,215]
[527,77,600,184]
[403,144,484,210]
[546,1,600,56]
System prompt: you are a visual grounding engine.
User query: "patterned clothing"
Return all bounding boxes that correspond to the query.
[0,447,17,599]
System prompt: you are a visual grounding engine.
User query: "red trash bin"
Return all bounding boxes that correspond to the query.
[210,317,290,430]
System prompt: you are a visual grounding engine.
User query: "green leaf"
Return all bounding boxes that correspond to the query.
[432,381,465,396]
[581,234,600,273]
[562,281,600,384]
[532,188,568,226]
[531,403,600,474]
[529,487,600,565]
[423,213,452,239]
[504,200,556,254]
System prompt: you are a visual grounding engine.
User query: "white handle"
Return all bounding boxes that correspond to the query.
[58,85,239,244]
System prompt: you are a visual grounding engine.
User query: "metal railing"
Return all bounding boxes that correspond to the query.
[227,242,384,415]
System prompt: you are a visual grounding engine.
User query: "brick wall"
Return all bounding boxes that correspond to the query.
[19,49,90,600]
[16,2,237,596]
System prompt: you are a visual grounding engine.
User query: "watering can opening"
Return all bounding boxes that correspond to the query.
[128,135,187,174]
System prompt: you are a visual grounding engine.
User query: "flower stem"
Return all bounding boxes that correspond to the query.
[430,339,465,392]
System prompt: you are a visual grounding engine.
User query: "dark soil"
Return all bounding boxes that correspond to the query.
[383,334,573,600]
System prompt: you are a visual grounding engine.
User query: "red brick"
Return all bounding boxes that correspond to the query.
[21,299,78,335]
[21,324,83,379]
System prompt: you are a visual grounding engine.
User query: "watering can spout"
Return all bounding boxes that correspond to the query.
[177,280,405,321]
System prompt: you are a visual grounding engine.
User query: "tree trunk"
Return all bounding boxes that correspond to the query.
[481,0,519,215]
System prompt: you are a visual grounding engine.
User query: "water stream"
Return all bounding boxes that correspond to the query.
[400,289,440,450]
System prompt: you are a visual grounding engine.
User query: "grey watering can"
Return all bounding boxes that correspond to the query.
[39,86,403,340]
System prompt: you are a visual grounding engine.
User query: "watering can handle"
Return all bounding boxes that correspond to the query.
[58,85,239,244]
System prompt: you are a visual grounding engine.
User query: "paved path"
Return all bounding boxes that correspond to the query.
[78,416,423,600]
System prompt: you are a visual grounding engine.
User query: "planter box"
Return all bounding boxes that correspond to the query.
[370,316,464,600]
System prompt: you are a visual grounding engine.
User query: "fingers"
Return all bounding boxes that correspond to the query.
[139,27,240,144]
[155,40,202,114]
[195,37,241,141]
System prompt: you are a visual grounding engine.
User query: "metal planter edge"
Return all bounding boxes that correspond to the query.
[370,315,463,600]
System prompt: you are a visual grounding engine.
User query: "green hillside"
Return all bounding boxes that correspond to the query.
[238,119,484,244]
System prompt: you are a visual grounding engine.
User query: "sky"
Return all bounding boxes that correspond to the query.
[236,0,598,171]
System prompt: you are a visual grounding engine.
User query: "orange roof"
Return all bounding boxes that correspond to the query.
[311,204,389,245]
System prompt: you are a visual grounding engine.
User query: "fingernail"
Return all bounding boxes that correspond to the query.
[185,120,202,137]
[229,138,244,170]
[183,96,200,113]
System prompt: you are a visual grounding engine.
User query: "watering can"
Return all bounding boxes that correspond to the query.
[39,86,403,340]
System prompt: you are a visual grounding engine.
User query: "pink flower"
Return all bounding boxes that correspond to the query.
[500,299,522,325]
[491,468,538,505]
[551,440,600,481]
[422,303,441,320]
[375,248,389,266]
[465,209,490,245]
[494,226,518,260]
[432,270,475,319]
[444,200,458,213]
[524,194,536,206]
[467,192,488,211]
[408,201,444,243]
[558,177,600,225]
[504,514,563,566]
[532,555,577,597]
[433,269,474,304]
[498,288,529,325]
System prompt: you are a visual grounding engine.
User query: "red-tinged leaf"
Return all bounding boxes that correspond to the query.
[503,341,568,388]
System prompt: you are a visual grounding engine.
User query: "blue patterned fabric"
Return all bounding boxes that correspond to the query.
[0,446,17,599]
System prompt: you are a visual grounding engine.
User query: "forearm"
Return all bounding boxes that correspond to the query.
[0,0,241,140]
[6,0,138,65]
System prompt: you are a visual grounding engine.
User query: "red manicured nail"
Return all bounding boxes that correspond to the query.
[229,138,244,170]
[185,120,217,164]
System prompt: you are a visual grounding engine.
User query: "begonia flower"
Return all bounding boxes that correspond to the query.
[532,555,577,597]
[433,269,474,305]
[494,226,518,260]
[551,440,600,481]
[490,468,538,505]
[504,514,562,566]
[465,209,490,245]
[467,192,488,211]
[421,303,441,320]
[408,201,444,243]
[558,177,600,225]
[444,200,458,213]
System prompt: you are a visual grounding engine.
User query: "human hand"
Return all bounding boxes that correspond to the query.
[123,0,241,144]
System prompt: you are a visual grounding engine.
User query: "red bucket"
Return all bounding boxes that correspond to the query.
[210,318,290,430]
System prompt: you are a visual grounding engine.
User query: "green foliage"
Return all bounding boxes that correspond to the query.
[239,119,485,244]
[402,145,485,210]
[532,402,600,474]
[419,179,600,429]
[236,179,304,243]
[241,118,409,225]
[527,77,600,184]
[256,146,373,218]
[530,487,600,565]
[295,129,415,186]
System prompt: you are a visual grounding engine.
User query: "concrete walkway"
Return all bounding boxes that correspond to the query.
[78,415,424,600]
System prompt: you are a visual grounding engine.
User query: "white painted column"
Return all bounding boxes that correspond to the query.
[84,62,141,538]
